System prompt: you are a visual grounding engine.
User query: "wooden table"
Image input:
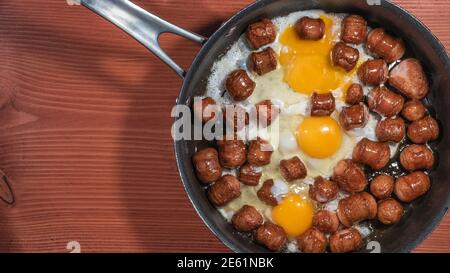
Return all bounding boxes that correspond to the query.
[0,0,448,253]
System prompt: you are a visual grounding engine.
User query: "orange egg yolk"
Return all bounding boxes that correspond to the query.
[272,194,314,237]
[297,116,342,158]
[279,15,357,95]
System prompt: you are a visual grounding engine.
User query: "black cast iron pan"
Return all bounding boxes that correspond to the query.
[81,0,450,252]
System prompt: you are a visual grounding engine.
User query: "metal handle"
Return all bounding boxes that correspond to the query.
[81,0,207,78]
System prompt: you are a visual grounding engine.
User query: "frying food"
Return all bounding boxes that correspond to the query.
[192,10,438,253]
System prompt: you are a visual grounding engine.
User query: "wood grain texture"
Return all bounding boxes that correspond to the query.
[0,0,448,253]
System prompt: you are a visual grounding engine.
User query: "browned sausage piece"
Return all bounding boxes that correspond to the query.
[368,86,404,118]
[225,69,255,101]
[389,58,429,100]
[238,164,262,186]
[375,117,406,142]
[248,137,273,166]
[407,116,439,144]
[352,138,390,170]
[246,19,277,50]
[231,205,263,232]
[223,105,249,133]
[217,136,247,168]
[250,47,278,75]
[207,175,241,206]
[296,228,327,253]
[337,192,377,227]
[366,28,405,63]
[370,174,394,199]
[332,159,367,194]
[255,100,279,127]
[341,15,367,44]
[358,59,389,85]
[402,99,427,122]
[255,222,287,252]
[339,103,369,131]
[279,156,307,181]
[394,171,431,202]
[329,228,363,253]
[192,147,223,184]
[377,198,404,225]
[312,210,339,234]
[257,179,278,206]
[311,92,336,116]
[331,42,360,71]
[309,176,339,202]
[345,83,364,105]
[295,17,325,40]
[193,97,219,123]
[400,144,434,172]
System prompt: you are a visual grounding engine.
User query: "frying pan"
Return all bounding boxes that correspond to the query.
[81,0,450,252]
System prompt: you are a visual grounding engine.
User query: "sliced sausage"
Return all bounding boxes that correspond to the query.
[370,174,394,200]
[407,116,439,144]
[394,171,431,202]
[345,83,364,105]
[377,198,404,225]
[358,59,389,85]
[399,144,434,171]
[352,138,390,170]
[248,137,273,166]
[217,136,247,168]
[238,164,262,186]
[250,47,278,75]
[329,228,363,253]
[366,28,405,63]
[389,58,429,99]
[193,97,219,123]
[255,222,287,252]
[367,86,404,118]
[332,159,367,193]
[295,17,325,40]
[255,100,279,127]
[246,19,277,49]
[207,175,241,207]
[257,179,278,206]
[309,176,339,203]
[402,99,427,122]
[331,42,360,71]
[311,92,336,116]
[312,210,339,234]
[375,117,406,142]
[192,147,223,184]
[341,15,367,44]
[225,69,255,101]
[280,156,307,181]
[231,205,263,232]
[296,228,327,253]
[337,192,377,227]
[339,103,369,131]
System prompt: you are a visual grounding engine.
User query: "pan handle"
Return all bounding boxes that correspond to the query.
[81,0,207,78]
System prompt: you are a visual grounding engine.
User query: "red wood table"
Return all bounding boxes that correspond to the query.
[0,0,448,252]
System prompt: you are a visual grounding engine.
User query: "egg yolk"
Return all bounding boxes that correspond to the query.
[272,194,314,237]
[279,15,356,95]
[297,116,342,158]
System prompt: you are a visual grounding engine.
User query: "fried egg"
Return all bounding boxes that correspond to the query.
[209,11,389,250]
